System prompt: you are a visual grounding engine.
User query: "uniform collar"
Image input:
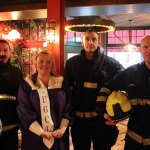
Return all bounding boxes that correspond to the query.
[80,47,101,60]
[140,62,150,75]
[0,59,11,71]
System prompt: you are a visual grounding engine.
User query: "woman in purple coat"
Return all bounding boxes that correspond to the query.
[17,51,70,150]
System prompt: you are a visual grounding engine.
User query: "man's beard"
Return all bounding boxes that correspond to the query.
[0,55,7,63]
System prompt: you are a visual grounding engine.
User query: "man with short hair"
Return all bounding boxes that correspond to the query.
[63,29,124,150]
[96,35,150,150]
[0,39,23,150]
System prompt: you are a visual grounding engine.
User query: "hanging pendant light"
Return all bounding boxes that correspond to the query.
[124,44,137,52]
[65,16,115,33]
[124,20,137,52]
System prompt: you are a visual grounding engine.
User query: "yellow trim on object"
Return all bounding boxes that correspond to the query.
[130,99,150,106]
[100,88,110,94]
[0,94,16,101]
[76,111,98,118]
[2,124,17,132]
[127,128,150,145]
[96,96,107,102]
[84,82,97,88]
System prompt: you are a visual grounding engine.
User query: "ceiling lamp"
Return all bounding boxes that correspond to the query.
[124,44,137,53]
[65,16,115,33]
[124,20,137,52]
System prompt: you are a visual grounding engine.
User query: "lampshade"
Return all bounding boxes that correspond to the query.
[46,20,57,44]
[124,44,137,52]
[65,16,115,33]
[123,21,137,52]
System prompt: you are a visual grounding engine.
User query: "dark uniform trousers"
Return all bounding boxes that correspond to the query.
[0,128,18,150]
[71,116,118,150]
[0,95,19,150]
[0,61,23,150]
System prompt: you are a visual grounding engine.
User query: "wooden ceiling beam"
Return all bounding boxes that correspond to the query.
[0,0,150,12]
[0,1,46,12]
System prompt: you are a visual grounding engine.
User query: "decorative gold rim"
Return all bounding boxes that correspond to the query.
[2,124,18,132]
[65,16,115,33]
[0,94,16,100]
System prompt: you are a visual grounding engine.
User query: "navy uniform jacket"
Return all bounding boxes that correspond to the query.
[0,61,23,126]
[96,62,150,139]
[63,47,123,118]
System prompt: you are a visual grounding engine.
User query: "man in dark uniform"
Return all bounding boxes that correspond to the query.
[96,35,150,150]
[0,39,23,150]
[63,29,124,150]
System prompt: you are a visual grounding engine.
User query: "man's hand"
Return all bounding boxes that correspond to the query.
[104,113,117,126]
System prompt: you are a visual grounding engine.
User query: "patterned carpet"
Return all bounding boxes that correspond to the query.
[111,119,128,150]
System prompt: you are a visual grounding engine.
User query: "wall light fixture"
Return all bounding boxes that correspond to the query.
[7,29,21,41]
[46,20,57,44]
